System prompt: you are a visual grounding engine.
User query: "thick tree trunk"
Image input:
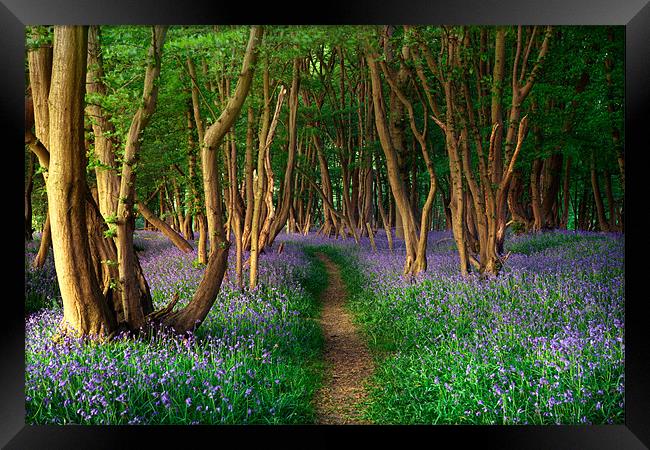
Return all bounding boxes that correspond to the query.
[182,213,194,241]
[380,56,437,273]
[27,38,52,152]
[196,214,208,263]
[48,25,116,337]
[86,26,120,220]
[367,51,419,273]
[201,26,262,255]
[87,26,162,322]
[115,26,167,330]
[27,94,150,323]
[540,153,563,229]
[385,36,410,241]
[439,73,470,276]
[507,170,532,230]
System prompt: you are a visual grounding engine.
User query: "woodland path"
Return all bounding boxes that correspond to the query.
[313,253,374,425]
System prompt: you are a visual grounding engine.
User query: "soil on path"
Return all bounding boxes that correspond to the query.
[314,253,374,425]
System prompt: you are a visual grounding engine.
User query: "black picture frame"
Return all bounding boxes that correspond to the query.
[3,0,648,447]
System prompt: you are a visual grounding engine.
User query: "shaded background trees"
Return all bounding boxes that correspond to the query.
[25,24,624,336]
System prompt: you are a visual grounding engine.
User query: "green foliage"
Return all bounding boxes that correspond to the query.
[25,26,53,50]
[25,292,60,315]
[191,258,206,269]
[26,25,624,235]
[510,221,527,235]
[103,226,117,239]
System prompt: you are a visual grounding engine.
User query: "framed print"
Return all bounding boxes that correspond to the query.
[4,0,649,447]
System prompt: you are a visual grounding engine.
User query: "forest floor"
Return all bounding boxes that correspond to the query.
[313,253,374,425]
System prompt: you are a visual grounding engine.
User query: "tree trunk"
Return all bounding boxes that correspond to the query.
[540,153,562,229]
[604,170,618,231]
[172,177,184,233]
[249,67,270,288]
[32,212,52,268]
[590,155,610,232]
[313,133,338,236]
[439,73,470,276]
[227,130,245,288]
[577,181,589,230]
[115,26,167,330]
[490,27,506,185]
[196,214,208,263]
[47,25,116,337]
[530,158,543,231]
[560,156,572,229]
[268,58,300,246]
[27,35,54,267]
[27,88,151,324]
[507,170,531,230]
[374,165,393,252]
[242,107,256,249]
[380,55,437,274]
[250,65,285,288]
[161,26,262,333]
[201,26,262,255]
[86,26,120,221]
[367,51,419,273]
[495,26,553,252]
[136,200,193,252]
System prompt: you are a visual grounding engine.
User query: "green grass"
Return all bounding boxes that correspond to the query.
[309,245,400,356]
[315,234,624,425]
[504,231,609,256]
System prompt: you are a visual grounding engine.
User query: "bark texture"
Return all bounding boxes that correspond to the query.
[47,26,116,336]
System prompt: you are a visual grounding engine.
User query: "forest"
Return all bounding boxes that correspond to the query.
[24,24,624,425]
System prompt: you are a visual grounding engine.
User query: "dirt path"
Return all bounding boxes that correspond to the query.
[314,253,374,425]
